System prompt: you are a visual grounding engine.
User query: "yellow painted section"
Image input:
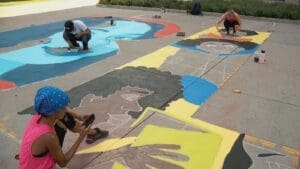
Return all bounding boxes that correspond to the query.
[76,137,136,154]
[1,115,11,122]
[165,98,199,117]
[249,32,270,44]
[131,125,222,169]
[112,162,127,169]
[131,104,239,169]
[118,46,180,69]
[187,26,270,45]
[187,27,218,39]
[152,107,239,169]
[131,99,198,128]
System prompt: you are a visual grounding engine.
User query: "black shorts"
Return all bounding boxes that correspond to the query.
[55,113,76,147]
[224,19,239,32]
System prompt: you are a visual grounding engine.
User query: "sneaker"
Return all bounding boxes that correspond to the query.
[15,154,19,160]
[85,128,108,144]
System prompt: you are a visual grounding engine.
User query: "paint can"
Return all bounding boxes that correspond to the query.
[254,51,259,63]
[258,50,266,64]
[110,19,114,26]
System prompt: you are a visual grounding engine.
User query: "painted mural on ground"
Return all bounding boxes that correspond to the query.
[18,26,299,169]
[172,27,270,56]
[0,17,179,90]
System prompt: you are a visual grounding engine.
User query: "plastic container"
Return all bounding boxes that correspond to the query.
[259,50,266,64]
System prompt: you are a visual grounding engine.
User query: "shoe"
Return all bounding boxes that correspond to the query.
[74,42,80,47]
[85,128,108,144]
[15,154,19,160]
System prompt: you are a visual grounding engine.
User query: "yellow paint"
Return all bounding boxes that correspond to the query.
[118,46,180,69]
[165,99,199,118]
[187,27,218,39]
[0,123,6,132]
[282,146,300,156]
[258,139,276,148]
[112,162,127,169]
[155,108,239,169]
[291,157,299,168]
[1,115,11,122]
[187,26,270,45]
[131,125,222,169]
[131,99,199,128]
[132,106,239,169]
[8,131,17,138]
[249,32,271,44]
[76,137,136,154]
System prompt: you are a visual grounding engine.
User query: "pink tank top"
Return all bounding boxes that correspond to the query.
[19,114,55,169]
[226,12,238,21]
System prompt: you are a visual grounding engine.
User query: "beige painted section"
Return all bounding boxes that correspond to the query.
[0,0,99,18]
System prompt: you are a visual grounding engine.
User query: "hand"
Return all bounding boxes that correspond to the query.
[77,114,90,122]
[56,121,67,130]
[119,144,188,169]
[79,123,92,140]
[75,33,81,39]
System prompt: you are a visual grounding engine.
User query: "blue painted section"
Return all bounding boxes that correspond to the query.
[0,21,150,65]
[0,17,163,48]
[172,42,259,56]
[0,18,106,48]
[172,43,209,54]
[1,50,117,86]
[0,19,163,86]
[181,75,218,105]
[0,58,24,75]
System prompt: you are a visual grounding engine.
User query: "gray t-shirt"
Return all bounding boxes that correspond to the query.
[69,20,88,34]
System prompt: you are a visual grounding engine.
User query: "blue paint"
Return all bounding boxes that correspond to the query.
[0,58,24,75]
[172,42,259,56]
[1,50,117,86]
[0,21,149,65]
[0,17,163,48]
[181,75,218,105]
[0,19,162,86]
[0,18,106,48]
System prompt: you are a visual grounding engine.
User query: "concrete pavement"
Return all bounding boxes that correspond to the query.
[0,4,299,169]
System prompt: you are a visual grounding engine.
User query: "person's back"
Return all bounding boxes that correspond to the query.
[225,11,239,21]
[19,114,55,169]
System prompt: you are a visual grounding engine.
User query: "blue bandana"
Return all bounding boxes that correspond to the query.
[34,86,70,116]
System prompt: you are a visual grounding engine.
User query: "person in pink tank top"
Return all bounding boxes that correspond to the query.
[19,86,91,169]
[216,9,242,35]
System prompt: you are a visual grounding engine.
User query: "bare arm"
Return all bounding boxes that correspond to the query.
[236,13,242,30]
[65,107,85,121]
[75,28,91,38]
[216,12,227,31]
[45,128,88,167]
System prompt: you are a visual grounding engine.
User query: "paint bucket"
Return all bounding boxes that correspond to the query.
[110,19,114,26]
[259,50,266,64]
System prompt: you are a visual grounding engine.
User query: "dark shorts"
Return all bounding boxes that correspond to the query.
[55,113,76,147]
[63,31,91,49]
[224,19,239,32]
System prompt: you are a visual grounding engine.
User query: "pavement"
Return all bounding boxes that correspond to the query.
[0,2,299,169]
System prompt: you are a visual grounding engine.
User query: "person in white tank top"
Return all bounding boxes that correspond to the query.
[63,20,91,50]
